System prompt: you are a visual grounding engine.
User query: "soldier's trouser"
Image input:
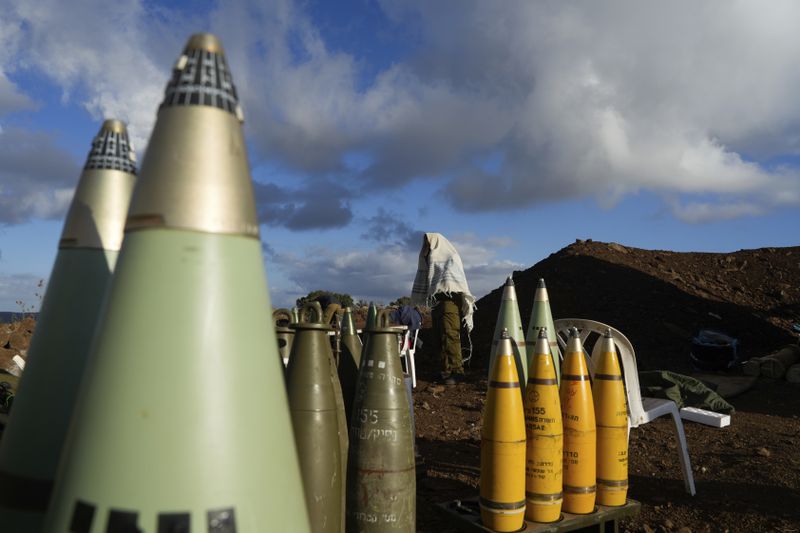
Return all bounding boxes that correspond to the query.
[432,296,463,375]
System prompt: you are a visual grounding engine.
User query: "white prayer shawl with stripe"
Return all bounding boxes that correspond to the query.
[411,232,476,331]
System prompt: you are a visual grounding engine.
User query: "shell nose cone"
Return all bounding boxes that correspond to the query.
[185,33,224,54]
[534,278,550,301]
[84,119,137,174]
[567,327,583,352]
[100,119,127,134]
[162,33,241,120]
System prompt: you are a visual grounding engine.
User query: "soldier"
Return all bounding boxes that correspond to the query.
[411,233,476,386]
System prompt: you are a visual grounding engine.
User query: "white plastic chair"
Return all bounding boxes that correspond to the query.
[554,318,696,496]
[387,325,419,388]
[399,328,419,388]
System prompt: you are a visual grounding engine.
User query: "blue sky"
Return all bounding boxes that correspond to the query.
[1,0,799,311]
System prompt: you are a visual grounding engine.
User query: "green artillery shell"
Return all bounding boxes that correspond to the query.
[526,278,561,384]
[273,308,295,366]
[0,119,136,531]
[338,306,363,427]
[346,310,416,532]
[42,33,310,532]
[287,303,345,532]
[361,302,378,351]
[489,276,528,390]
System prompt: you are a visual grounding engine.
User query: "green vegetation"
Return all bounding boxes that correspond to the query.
[296,290,354,309]
[389,296,411,307]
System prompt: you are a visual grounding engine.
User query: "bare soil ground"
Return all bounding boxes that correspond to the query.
[414,240,800,533]
[2,241,798,532]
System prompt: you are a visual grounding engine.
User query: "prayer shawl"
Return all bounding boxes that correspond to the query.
[411,232,476,331]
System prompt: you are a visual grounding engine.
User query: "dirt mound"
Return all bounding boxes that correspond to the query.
[0,318,35,376]
[471,240,799,372]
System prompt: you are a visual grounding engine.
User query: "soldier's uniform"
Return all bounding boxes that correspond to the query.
[431,293,464,377]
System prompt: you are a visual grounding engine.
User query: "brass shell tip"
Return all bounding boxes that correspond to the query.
[538,327,548,338]
[506,276,514,285]
[604,328,613,338]
[185,33,224,54]
[537,278,546,288]
[101,119,127,134]
[501,328,510,339]
[569,327,579,338]
[85,119,136,174]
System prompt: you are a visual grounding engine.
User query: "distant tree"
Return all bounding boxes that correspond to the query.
[296,290,354,310]
[15,279,44,320]
[389,296,412,307]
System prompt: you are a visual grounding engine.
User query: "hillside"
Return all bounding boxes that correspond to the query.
[471,240,799,372]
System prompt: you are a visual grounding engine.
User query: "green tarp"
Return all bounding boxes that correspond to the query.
[639,370,735,414]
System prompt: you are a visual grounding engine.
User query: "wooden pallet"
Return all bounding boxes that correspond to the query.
[435,498,640,533]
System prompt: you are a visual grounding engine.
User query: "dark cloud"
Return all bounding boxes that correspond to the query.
[442,165,581,212]
[360,207,423,249]
[261,239,277,258]
[223,1,800,222]
[356,93,509,190]
[0,127,80,225]
[254,179,353,231]
[0,74,35,115]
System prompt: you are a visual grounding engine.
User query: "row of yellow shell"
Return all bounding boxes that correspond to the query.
[480,327,629,532]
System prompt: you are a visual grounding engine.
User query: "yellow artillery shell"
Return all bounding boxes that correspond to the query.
[593,329,629,506]
[481,329,526,532]
[525,328,563,523]
[560,328,596,514]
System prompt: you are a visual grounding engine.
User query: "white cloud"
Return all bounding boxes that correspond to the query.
[667,199,765,224]
[0,0,192,225]
[3,0,800,225]
[224,0,800,221]
[265,244,415,306]
[447,233,525,298]
[264,231,523,306]
[0,0,189,149]
[0,16,35,115]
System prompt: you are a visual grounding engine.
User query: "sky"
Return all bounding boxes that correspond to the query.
[1,0,799,311]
